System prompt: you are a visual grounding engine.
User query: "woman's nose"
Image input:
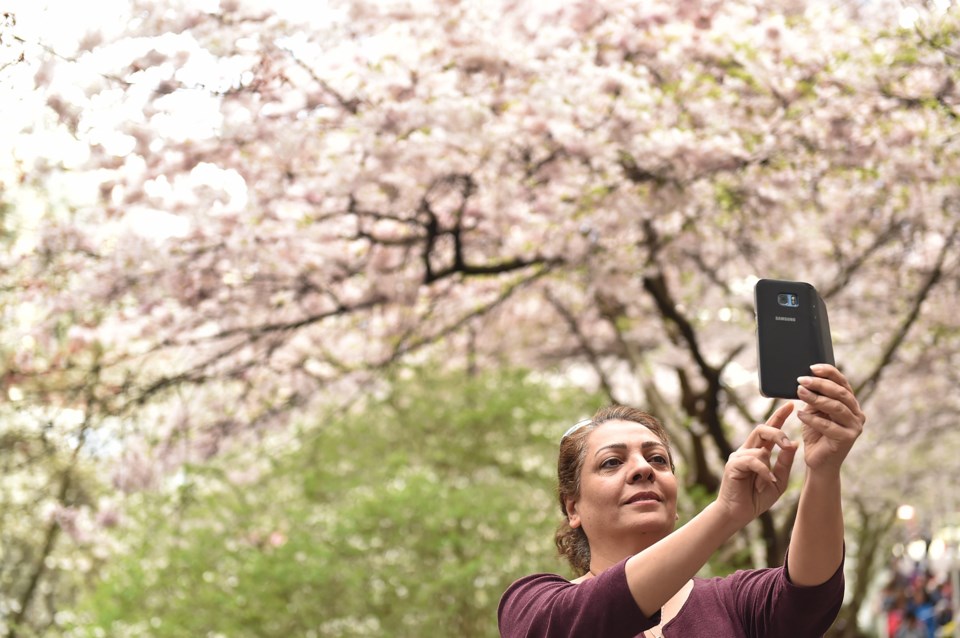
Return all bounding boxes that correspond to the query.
[627,456,655,483]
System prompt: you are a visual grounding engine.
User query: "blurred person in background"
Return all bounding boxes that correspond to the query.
[896,609,929,638]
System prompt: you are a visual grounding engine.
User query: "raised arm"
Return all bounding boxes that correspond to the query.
[625,403,798,615]
[787,364,865,586]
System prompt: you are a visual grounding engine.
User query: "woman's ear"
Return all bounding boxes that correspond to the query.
[564,496,581,529]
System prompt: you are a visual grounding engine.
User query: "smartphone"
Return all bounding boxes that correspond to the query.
[754,279,835,399]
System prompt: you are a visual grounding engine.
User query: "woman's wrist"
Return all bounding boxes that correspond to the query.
[702,500,753,540]
[804,465,842,488]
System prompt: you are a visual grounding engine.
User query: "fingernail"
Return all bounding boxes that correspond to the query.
[797,376,812,385]
[810,364,828,372]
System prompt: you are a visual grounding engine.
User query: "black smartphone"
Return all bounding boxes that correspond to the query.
[754,279,835,399]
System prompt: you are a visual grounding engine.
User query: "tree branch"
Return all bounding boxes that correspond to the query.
[382,264,558,364]
[854,222,957,402]
[543,290,617,403]
[822,218,906,299]
[642,272,733,459]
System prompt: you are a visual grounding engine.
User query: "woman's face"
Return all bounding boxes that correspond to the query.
[565,420,678,547]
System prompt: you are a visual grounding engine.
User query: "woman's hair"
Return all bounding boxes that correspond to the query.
[554,405,674,575]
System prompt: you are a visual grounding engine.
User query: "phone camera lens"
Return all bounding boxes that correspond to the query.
[777,293,800,308]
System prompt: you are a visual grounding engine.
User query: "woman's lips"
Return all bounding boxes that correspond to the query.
[623,491,661,505]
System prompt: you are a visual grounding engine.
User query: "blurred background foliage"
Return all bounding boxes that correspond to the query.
[65,367,604,637]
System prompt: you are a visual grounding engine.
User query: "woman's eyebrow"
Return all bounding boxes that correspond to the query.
[594,441,666,457]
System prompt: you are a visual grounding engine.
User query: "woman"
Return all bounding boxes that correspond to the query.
[498,364,865,637]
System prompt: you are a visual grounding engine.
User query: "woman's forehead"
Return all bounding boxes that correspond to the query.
[586,420,665,449]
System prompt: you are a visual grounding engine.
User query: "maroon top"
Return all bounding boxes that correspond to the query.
[498,556,844,638]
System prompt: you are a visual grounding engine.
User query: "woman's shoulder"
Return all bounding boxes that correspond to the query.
[498,572,579,636]
[689,565,812,602]
[501,571,575,601]
[684,567,791,615]
[499,562,658,637]
[501,570,570,598]
[678,563,843,636]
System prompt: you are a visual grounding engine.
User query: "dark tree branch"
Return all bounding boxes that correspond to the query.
[822,219,906,299]
[642,271,790,564]
[854,222,958,403]
[675,368,722,493]
[384,264,559,363]
[7,387,96,638]
[640,379,692,466]
[428,255,564,282]
[419,196,440,282]
[642,272,733,459]
[415,173,556,284]
[524,146,566,182]
[619,151,671,186]
[165,295,386,347]
[286,50,361,114]
[8,510,60,638]
[877,78,959,121]
[544,290,617,403]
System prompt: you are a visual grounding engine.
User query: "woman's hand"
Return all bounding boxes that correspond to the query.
[796,364,866,474]
[716,402,798,527]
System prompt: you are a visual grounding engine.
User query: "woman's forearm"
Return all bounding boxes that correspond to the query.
[623,408,799,616]
[624,502,743,616]
[787,469,844,586]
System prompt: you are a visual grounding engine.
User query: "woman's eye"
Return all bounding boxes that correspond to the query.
[600,458,622,469]
[649,455,669,466]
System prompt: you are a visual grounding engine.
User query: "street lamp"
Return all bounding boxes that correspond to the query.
[897,504,916,522]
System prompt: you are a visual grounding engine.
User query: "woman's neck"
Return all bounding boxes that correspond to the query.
[588,531,669,574]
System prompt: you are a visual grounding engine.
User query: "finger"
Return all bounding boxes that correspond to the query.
[796,409,862,442]
[797,371,850,401]
[796,384,858,425]
[771,442,797,486]
[808,364,853,393]
[729,449,777,485]
[748,403,794,452]
[746,457,778,491]
[744,424,795,452]
[764,402,795,430]
[807,365,866,424]
[797,375,864,424]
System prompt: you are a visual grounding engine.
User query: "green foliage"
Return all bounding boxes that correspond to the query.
[69,367,604,637]
[714,182,745,214]
[0,409,109,638]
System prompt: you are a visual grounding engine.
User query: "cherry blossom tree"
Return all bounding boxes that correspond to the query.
[3,0,960,635]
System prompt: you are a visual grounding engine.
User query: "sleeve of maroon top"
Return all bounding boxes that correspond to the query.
[497,558,660,638]
[723,553,845,638]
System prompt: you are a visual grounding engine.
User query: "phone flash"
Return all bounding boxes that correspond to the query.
[777,293,800,308]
